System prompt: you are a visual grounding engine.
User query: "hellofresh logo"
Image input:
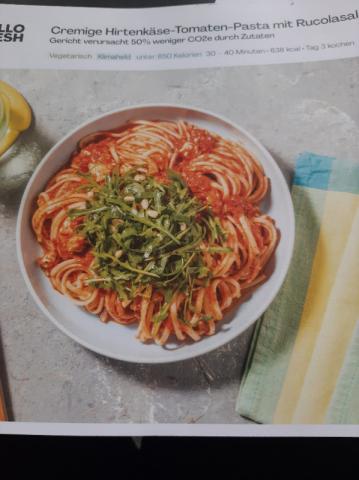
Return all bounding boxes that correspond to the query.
[0,24,25,43]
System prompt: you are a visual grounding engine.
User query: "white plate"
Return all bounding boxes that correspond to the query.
[16,104,295,364]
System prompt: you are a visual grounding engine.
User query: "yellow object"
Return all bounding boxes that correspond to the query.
[273,190,359,423]
[0,80,32,156]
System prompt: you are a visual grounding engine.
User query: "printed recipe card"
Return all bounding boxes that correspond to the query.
[0,0,358,437]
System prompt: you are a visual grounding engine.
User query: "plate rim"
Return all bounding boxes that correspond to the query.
[16,102,295,364]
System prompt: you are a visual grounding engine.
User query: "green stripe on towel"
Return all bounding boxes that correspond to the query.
[326,322,359,424]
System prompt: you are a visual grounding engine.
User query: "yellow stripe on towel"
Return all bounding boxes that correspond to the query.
[273,191,359,423]
[292,206,359,423]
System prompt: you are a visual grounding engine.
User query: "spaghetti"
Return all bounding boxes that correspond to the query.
[32,120,278,345]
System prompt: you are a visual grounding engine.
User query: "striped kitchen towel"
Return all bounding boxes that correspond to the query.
[236,152,359,424]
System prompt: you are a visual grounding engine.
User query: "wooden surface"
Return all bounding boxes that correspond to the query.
[0,381,8,421]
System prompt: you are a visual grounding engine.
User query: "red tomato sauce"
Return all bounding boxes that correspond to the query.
[223,197,259,219]
[72,139,115,173]
[56,217,88,259]
[174,126,217,163]
[179,169,223,215]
